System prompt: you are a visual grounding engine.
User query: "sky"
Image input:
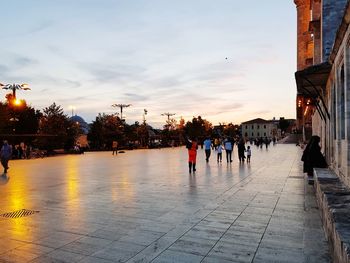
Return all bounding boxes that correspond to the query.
[0,0,297,128]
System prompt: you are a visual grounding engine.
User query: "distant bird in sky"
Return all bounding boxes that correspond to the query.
[225,57,228,60]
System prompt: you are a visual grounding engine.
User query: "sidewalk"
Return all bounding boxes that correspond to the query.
[0,145,330,262]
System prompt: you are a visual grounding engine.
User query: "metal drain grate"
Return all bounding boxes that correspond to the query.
[1,209,39,218]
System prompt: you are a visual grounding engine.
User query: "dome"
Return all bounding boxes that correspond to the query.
[70,115,89,134]
[70,115,86,123]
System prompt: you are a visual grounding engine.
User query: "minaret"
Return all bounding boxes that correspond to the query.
[294,0,312,71]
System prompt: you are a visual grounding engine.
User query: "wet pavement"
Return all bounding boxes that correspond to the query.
[0,144,330,262]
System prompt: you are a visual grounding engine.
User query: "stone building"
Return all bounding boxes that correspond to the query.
[294,0,349,183]
[294,0,347,141]
[241,118,278,140]
[294,2,350,261]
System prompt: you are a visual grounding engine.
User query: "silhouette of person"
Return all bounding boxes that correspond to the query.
[1,140,12,174]
[301,135,327,177]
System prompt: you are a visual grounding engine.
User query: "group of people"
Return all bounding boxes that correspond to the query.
[0,140,34,174]
[251,137,276,149]
[12,142,32,159]
[186,137,252,173]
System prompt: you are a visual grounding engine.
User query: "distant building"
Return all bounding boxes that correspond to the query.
[241,118,278,139]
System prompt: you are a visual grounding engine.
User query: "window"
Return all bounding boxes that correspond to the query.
[264,125,266,129]
[252,125,254,129]
[245,125,248,129]
[252,132,254,137]
[264,133,266,136]
[257,125,260,129]
[332,82,337,140]
[339,65,345,139]
[245,132,248,137]
[257,132,260,136]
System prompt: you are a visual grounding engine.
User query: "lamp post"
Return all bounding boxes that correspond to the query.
[161,112,176,130]
[112,104,131,122]
[0,83,30,99]
[143,109,148,124]
[161,112,176,121]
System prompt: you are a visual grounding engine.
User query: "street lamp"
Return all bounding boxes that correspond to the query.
[161,112,176,121]
[161,112,176,130]
[112,103,131,121]
[143,109,148,124]
[0,83,30,99]
[69,105,76,117]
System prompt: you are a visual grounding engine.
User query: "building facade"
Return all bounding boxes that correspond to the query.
[294,0,350,186]
[294,0,347,141]
[241,118,278,140]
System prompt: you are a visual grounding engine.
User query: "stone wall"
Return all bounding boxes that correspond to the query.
[314,168,350,263]
[322,0,348,61]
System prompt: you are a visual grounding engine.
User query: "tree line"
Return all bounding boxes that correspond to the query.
[0,99,241,151]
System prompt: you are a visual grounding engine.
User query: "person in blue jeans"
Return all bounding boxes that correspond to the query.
[224,138,233,163]
[203,137,212,162]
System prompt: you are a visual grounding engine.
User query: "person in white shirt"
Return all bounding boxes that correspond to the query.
[216,142,224,162]
[224,138,233,163]
[246,146,251,163]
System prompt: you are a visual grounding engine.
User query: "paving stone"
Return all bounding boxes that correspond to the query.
[168,236,217,256]
[152,250,203,263]
[60,236,113,256]
[0,146,331,262]
[30,249,85,263]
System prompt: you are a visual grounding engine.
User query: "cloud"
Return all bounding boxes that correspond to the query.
[0,64,10,75]
[252,110,271,115]
[15,57,38,66]
[123,93,148,101]
[28,20,54,35]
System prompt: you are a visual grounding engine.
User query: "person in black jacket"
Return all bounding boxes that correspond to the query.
[301,135,327,176]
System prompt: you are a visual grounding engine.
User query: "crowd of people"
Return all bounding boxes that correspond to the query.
[186,136,273,173]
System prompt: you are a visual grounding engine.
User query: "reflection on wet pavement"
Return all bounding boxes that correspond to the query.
[0,145,330,262]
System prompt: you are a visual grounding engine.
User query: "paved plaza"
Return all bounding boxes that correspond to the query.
[0,144,330,262]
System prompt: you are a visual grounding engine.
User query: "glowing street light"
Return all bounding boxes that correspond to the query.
[0,83,30,99]
[143,109,148,124]
[13,99,22,106]
[69,105,76,117]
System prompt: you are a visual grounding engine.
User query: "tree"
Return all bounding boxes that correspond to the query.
[37,103,75,151]
[0,102,11,134]
[88,113,124,149]
[279,118,290,133]
[184,116,212,140]
[0,100,42,144]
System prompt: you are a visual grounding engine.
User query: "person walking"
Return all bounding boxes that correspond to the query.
[1,140,12,174]
[224,138,233,163]
[216,142,224,163]
[238,138,246,162]
[203,137,212,162]
[112,141,118,155]
[246,146,251,163]
[187,138,198,173]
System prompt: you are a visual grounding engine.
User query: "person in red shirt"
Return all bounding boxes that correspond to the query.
[186,138,198,173]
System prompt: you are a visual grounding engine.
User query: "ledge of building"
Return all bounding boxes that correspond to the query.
[314,168,350,263]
